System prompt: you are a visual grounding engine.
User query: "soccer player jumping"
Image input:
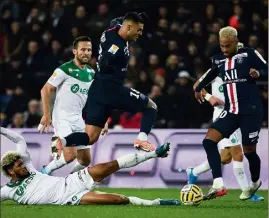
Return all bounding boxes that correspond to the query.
[59,12,158,152]
[194,26,267,200]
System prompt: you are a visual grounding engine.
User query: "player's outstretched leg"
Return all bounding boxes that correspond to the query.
[240,145,262,200]
[134,99,157,152]
[79,191,180,206]
[87,142,170,183]
[202,129,227,201]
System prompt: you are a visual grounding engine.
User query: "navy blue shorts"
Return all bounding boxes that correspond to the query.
[85,79,149,128]
[211,110,263,145]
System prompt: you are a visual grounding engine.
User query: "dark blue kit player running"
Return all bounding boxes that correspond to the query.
[194,26,268,201]
[60,12,158,152]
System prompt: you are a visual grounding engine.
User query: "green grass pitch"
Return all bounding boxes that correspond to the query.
[1,188,267,218]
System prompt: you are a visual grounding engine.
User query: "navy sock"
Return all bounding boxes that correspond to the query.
[203,139,222,179]
[64,132,89,147]
[244,151,261,183]
[140,107,157,134]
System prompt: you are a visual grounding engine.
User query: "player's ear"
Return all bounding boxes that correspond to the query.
[8,168,14,176]
[72,48,77,56]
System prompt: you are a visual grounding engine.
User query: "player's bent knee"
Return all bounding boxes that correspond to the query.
[78,156,91,166]
[232,152,244,162]
[63,148,77,163]
[221,157,232,165]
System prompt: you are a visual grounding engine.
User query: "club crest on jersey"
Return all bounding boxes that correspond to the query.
[237,57,243,64]
[68,68,73,73]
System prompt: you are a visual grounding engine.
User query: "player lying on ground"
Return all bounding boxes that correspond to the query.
[187,59,263,201]
[58,12,158,153]
[39,36,108,175]
[0,127,179,206]
[194,26,267,200]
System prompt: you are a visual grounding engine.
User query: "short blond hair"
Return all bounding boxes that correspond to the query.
[0,151,21,177]
[219,26,238,39]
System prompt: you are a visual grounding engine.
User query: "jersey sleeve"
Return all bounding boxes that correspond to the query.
[250,49,268,77]
[195,59,219,92]
[0,127,31,162]
[0,186,11,202]
[47,68,69,88]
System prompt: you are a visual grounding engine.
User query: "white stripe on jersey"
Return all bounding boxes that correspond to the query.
[254,50,267,64]
[225,58,239,114]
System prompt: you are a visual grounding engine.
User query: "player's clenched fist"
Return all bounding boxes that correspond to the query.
[249,68,260,78]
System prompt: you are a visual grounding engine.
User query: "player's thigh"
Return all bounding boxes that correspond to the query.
[210,110,240,139]
[85,95,111,129]
[79,191,129,205]
[116,86,149,113]
[87,160,119,182]
[240,113,262,146]
[85,125,103,145]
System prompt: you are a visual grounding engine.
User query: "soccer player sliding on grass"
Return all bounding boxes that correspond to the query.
[0,127,179,206]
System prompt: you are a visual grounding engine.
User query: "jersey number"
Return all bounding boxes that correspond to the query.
[130,88,140,99]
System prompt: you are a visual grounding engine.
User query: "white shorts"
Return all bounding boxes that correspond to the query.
[60,168,97,205]
[213,108,242,150]
[53,118,90,150]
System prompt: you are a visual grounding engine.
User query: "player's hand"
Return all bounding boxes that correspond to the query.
[249,68,260,78]
[101,122,109,135]
[38,114,53,133]
[208,96,224,106]
[195,91,205,104]
[193,80,200,91]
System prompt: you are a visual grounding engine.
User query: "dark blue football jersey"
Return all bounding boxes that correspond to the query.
[212,47,268,114]
[95,19,130,84]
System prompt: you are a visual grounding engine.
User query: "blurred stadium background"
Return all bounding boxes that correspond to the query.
[0,0,268,129]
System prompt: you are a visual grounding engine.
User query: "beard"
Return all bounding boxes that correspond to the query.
[77,56,90,65]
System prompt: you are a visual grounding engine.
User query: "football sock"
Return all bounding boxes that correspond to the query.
[213,177,224,189]
[70,160,88,173]
[140,107,157,134]
[117,152,157,169]
[137,132,148,141]
[128,197,160,205]
[193,160,211,176]
[233,160,249,190]
[61,132,89,147]
[203,139,222,179]
[244,151,261,183]
[45,154,67,174]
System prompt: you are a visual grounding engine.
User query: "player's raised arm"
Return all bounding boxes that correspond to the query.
[39,69,68,133]
[249,49,268,78]
[0,127,29,158]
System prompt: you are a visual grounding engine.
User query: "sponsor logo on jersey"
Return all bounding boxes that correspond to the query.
[71,84,80,93]
[249,131,258,138]
[108,44,119,54]
[218,85,223,93]
[70,84,88,95]
[15,172,37,196]
[68,68,79,73]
